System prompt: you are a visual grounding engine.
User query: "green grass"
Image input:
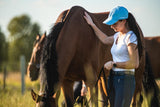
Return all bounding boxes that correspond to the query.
[0,72,159,107]
[0,72,39,107]
[0,88,35,107]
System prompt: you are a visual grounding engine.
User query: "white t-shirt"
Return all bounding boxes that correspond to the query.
[111,31,137,72]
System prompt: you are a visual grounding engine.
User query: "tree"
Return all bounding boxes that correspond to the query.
[0,27,7,71]
[7,14,41,71]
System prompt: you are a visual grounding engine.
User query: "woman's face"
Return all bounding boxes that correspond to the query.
[111,20,126,32]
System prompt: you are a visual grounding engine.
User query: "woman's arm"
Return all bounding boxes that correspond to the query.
[84,12,114,45]
[113,43,139,69]
[115,43,139,69]
[104,43,139,70]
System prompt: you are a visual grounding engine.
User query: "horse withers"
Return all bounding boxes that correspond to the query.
[28,6,145,107]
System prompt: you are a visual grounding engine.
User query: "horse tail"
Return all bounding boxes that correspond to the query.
[40,10,69,96]
[143,52,159,106]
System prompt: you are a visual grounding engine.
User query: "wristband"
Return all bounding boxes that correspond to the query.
[113,62,117,67]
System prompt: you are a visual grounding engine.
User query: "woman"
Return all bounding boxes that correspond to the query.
[82,6,143,107]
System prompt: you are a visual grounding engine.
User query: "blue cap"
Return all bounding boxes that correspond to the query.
[103,6,128,25]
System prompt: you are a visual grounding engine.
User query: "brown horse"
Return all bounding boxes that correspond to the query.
[143,36,160,107]
[145,36,160,78]
[28,6,145,107]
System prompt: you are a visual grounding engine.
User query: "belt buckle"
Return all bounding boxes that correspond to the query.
[124,71,134,75]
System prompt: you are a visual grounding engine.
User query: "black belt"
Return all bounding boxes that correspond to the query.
[110,70,135,75]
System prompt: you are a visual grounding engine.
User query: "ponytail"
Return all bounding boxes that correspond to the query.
[126,13,143,60]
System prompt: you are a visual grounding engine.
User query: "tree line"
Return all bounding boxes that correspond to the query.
[0,14,41,72]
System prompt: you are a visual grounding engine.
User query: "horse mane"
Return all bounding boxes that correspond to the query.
[40,10,68,96]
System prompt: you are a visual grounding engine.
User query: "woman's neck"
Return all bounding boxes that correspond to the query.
[120,28,130,35]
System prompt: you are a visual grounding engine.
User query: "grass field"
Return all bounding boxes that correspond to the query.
[0,72,39,107]
[0,72,159,107]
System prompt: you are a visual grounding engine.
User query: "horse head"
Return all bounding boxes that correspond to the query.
[27,32,46,81]
[31,89,56,107]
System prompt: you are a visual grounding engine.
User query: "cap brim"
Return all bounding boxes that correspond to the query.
[103,18,118,25]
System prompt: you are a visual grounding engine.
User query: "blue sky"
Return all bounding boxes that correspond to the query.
[0,0,160,38]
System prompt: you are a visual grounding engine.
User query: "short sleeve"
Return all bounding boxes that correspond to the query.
[125,32,137,45]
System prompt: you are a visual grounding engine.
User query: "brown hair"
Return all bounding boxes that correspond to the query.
[126,13,143,60]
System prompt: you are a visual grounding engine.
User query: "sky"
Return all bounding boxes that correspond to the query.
[0,0,160,39]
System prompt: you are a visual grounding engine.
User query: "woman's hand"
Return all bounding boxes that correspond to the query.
[104,61,114,70]
[84,12,95,26]
[81,85,87,96]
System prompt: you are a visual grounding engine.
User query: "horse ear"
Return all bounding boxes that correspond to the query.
[40,32,46,43]
[31,89,42,103]
[36,34,41,41]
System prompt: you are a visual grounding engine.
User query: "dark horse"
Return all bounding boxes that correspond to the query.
[28,6,146,107]
[145,36,160,78]
[27,33,46,81]
[143,36,160,107]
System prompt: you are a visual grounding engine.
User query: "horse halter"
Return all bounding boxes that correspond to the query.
[28,62,40,69]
